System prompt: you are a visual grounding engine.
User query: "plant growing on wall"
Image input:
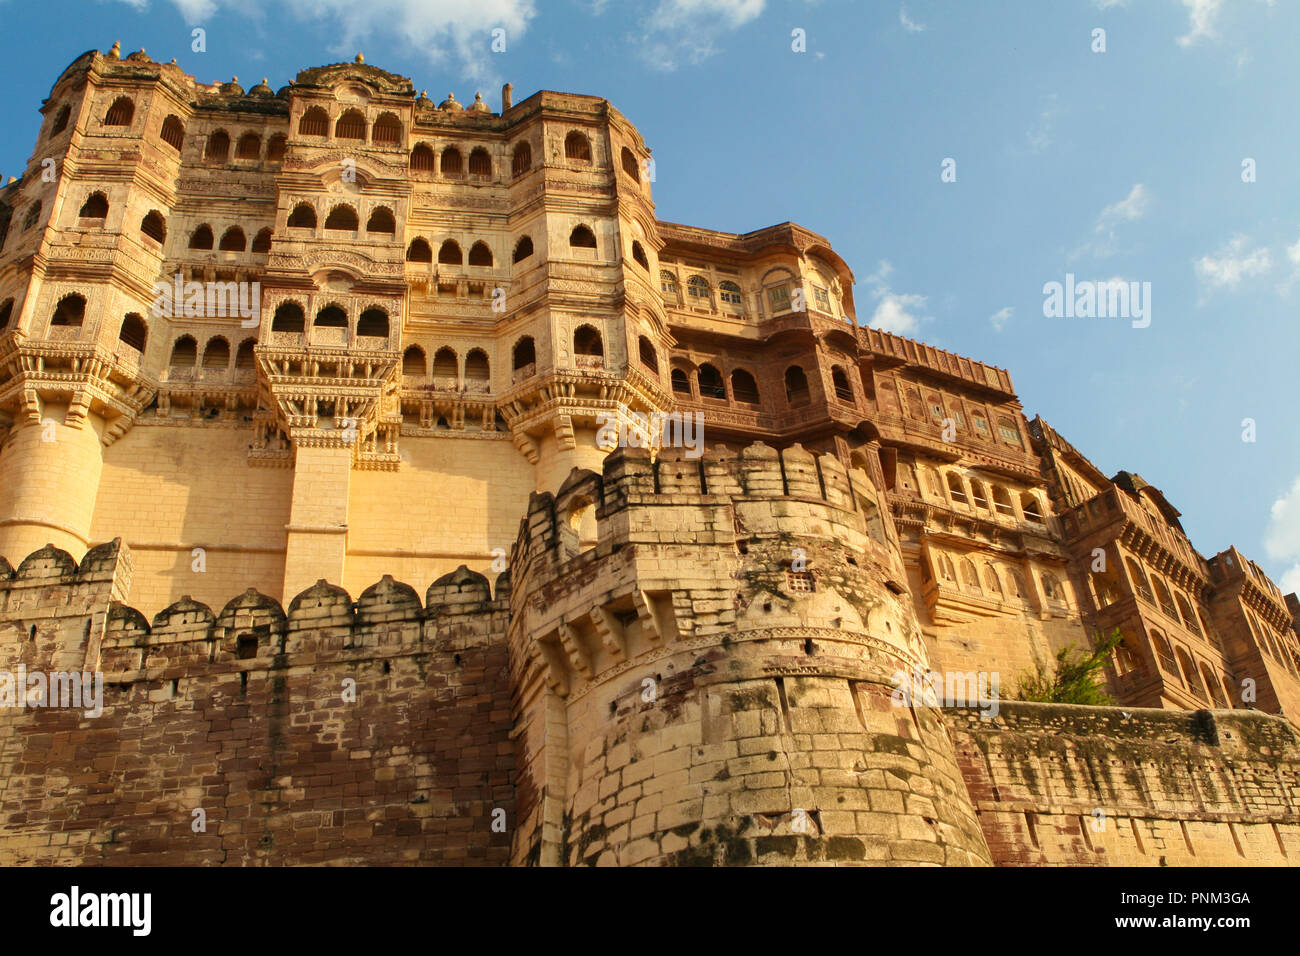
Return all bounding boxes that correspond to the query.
[1013,629,1123,705]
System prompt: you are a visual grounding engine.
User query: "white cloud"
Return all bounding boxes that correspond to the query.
[636,0,766,70]
[111,0,536,79]
[899,6,925,32]
[1278,234,1300,294]
[1177,0,1224,47]
[1025,93,1058,153]
[989,306,1012,332]
[1193,235,1273,291]
[864,260,929,336]
[1071,183,1148,260]
[1264,477,1300,595]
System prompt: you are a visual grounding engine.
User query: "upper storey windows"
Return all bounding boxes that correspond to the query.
[565,131,592,164]
[104,96,134,127]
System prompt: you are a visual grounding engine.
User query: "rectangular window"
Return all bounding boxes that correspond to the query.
[813,285,830,311]
[998,424,1023,446]
[929,402,944,421]
[767,285,790,311]
[974,416,990,436]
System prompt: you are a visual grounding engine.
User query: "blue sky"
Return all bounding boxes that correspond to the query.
[1,0,1298,593]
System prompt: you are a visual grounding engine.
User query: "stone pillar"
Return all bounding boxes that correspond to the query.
[0,403,106,564]
[282,445,352,603]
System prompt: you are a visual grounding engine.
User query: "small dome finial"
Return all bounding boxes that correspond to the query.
[262,78,268,86]
[108,41,121,59]
[232,75,238,83]
[355,52,364,64]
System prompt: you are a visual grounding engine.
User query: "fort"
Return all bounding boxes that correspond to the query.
[0,43,1296,866]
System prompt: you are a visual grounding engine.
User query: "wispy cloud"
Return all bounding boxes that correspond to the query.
[989,306,1013,332]
[864,261,930,336]
[1193,235,1272,292]
[1025,93,1058,153]
[635,0,765,70]
[1264,476,1300,594]
[899,6,925,32]
[1177,0,1224,47]
[109,0,537,80]
[1071,183,1149,260]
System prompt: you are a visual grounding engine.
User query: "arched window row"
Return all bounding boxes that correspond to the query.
[660,270,745,315]
[924,469,1050,526]
[404,237,495,267]
[266,301,392,340]
[187,223,273,253]
[281,202,399,235]
[409,143,495,180]
[296,107,404,146]
[402,345,491,386]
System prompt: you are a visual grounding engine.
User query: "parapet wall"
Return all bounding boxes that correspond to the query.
[0,540,513,865]
[950,700,1300,866]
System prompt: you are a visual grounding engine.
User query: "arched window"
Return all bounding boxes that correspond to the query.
[1020,492,1043,523]
[569,225,597,249]
[731,369,760,405]
[433,347,458,378]
[939,554,957,582]
[160,114,185,151]
[236,132,261,159]
[1202,664,1228,706]
[513,336,535,371]
[1153,577,1179,619]
[79,193,109,220]
[1008,570,1027,600]
[784,365,810,406]
[271,302,305,333]
[235,339,255,369]
[698,363,726,399]
[335,109,366,140]
[251,227,272,253]
[372,112,402,146]
[51,294,85,327]
[638,336,658,373]
[298,106,329,137]
[998,416,1024,448]
[512,236,533,263]
[203,337,230,369]
[661,271,678,296]
[219,227,246,251]
[357,308,388,337]
[0,300,14,330]
[189,224,214,249]
[324,205,359,230]
[468,147,492,178]
[314,305,347,328]
[441,146,464,176]
[991,485,1014,517]
[946,473,967,505]
[686,275,710,302]
[266,134,287,162]
[1151,630,1178,677]
[1041,572,1062,602]
[1177,648,1207,701]
[51,105,71,137]
[205,130,230,162]
[719,280,742,309]
[671,368,691,395]
[169,335,197,366]
[468,241,493,266]
[512,141,531,176]
[961,559,981,592]
[366,207,396,234]
[984,565,1003,595]
[23,202,42,231]
[1175,592,1201,635]
[104,96,134,126]
[831,366,853,402]
[287,203,316,229]
[632,241,649,270]
[621,146,639,180]
[466,349,490,383]
[411,144,435,172]
[970,481,989,511]
[403,346,426,377]
[573,325,603,356]
[565,131,592,162]
[1125,558,1153,603]
[407,238,432,262]
[438,240,463,265]
[140,211,166,243]
[119,313,147,352]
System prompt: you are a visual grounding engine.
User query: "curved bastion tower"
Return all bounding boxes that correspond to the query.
[0,44,1297,866]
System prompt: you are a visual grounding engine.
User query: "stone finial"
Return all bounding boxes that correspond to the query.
[108,41,121,59]
[232,75,238,83]
[502,82,513,111]
[355,52,365,64]
[468,91,490,113]
[439,91,462,111]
